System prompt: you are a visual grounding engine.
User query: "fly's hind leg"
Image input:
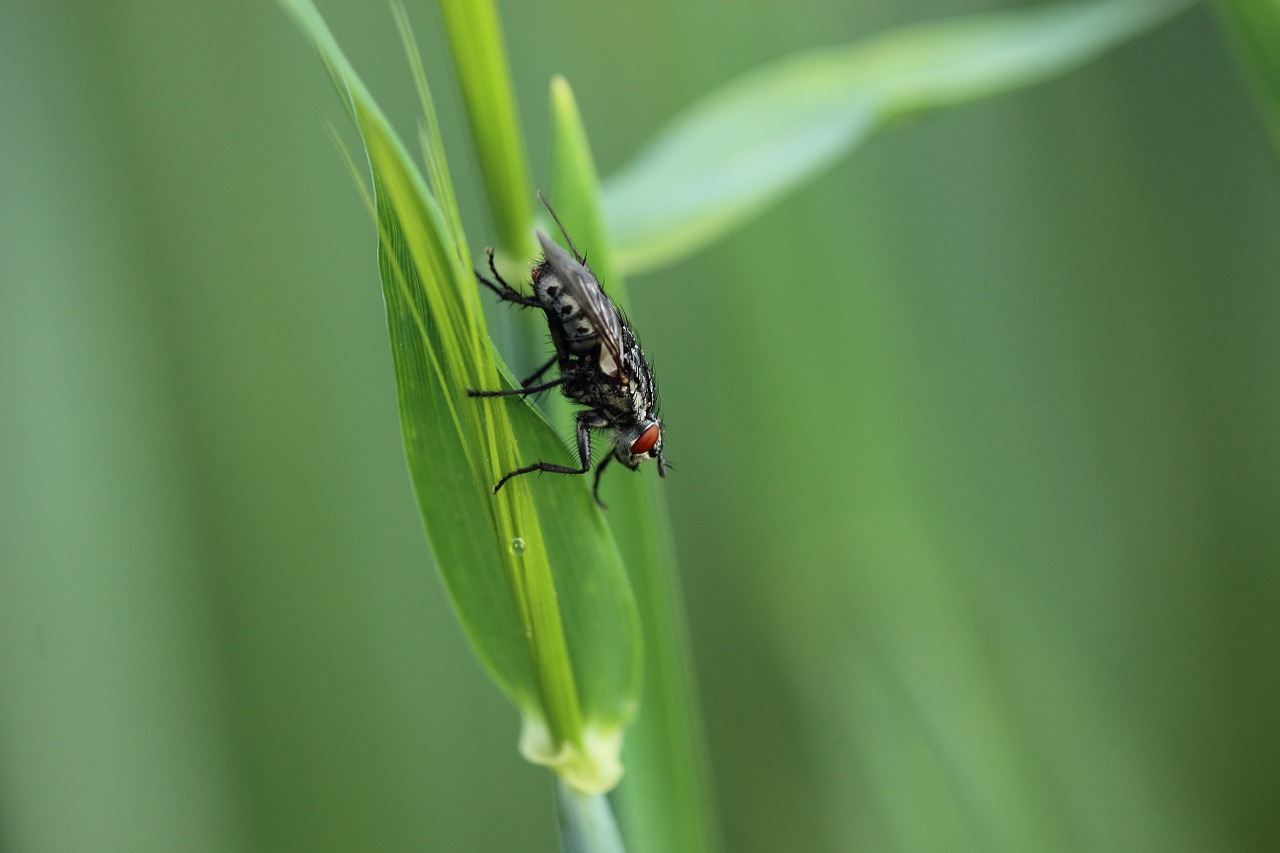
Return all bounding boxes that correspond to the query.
[476,247,540,307]
[491,411,604,494]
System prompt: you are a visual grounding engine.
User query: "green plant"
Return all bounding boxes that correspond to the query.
[280,0,1204,849]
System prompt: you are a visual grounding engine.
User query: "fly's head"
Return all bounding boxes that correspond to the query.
[615,417,667,477]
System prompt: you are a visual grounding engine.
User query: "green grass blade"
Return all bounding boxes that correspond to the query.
[549,76,620,293]
[550,78,720,853]
[392,3,469,264]
[279,0,640,795]
[1216,0,1280,153]
[603,0,1198,274]
[437,0,537,264]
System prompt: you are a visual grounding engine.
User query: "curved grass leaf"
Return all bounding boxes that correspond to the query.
[603,0,1199,274]
[279,0,640,795]
[550,78,720,853]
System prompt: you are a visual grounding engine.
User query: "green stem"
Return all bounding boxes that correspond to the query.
[437,0,537,262]
[556,778,627,853]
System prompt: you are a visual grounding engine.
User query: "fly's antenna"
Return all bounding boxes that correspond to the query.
[537,190,585,264]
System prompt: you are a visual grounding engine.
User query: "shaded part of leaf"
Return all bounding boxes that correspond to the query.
[373,178,533,704]
[603,0,1199,274]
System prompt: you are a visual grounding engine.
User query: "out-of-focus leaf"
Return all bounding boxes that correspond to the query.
[279,0,640,794]
[603,0,1198,274]
[1216,0,1280,153]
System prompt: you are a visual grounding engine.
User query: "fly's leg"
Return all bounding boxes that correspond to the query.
[520,355,558,388]
[466,376,564,398]
[465,356,560,396]
[476,247,540,307]
[491,411,602,494]
[591,452,615,509]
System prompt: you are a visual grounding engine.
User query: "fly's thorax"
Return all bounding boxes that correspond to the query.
[564,367,639,420]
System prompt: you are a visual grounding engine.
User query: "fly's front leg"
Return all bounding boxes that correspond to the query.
[491,411,604,494]
[476,247,540,307]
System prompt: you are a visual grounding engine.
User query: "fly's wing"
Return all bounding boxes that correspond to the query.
[536,230,630,383]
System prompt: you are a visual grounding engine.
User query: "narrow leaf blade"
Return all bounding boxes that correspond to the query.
[551,78,720,853]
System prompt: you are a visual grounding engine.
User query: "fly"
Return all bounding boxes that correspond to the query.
[467,192,667,508]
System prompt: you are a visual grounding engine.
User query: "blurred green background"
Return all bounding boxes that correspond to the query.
[2,1,1277,851]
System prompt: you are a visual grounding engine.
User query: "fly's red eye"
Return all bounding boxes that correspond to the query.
[631,424,660,455]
